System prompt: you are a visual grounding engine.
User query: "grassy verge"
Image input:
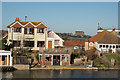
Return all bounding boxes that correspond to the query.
[105,54,120,67]
[93,57,107,68]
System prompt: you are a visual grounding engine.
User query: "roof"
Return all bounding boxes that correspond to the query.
[7,18,48,28]
[63,40,85,46]
[85,30,120,44]
[47,30,64,41]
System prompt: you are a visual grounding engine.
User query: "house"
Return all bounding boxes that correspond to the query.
[63,40,85,50]
[97,23,120,36]
[39,49,70,66]
[85,30,120,53]
[98,29,120,36]
[47,30,64,48]
[7,18,48,51]
[0,50,12,66]
[74,31,84,37]
[7,18,64,51]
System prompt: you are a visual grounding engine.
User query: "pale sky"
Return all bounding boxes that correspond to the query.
[1,1,119,36]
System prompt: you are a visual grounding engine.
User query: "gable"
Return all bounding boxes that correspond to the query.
[37,23,48,28]
[11,22,23,28]
[24,22,35,27]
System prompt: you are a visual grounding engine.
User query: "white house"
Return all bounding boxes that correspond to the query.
[7,18,64,51]
[47,30,64,48]
[85,30,120,53]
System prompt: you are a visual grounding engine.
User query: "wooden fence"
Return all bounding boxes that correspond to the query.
[13,56,31,65]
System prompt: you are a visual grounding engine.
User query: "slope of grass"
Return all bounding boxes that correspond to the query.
[105,54,120,67]
[93,57,108,68]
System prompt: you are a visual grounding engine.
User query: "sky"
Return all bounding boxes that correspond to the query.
[2,2,118,36]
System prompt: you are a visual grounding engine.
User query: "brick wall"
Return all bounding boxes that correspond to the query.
[62,62,69,66]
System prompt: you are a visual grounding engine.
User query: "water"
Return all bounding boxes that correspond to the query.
[1,70,120,78]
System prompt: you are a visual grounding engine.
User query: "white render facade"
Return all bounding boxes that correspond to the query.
[85,42,120,53]
[7,19,48,51]
[7,18,64,51]
[48,31,64,48]
[97,44,120,53]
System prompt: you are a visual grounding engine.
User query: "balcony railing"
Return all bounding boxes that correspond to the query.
[24,34,34,39]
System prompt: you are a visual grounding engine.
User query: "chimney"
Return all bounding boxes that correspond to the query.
[97,23,100,29]
[112,28,115,31]
[15,17,19,21]
[25,16,27,22]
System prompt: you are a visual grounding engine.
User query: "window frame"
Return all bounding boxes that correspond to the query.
[24,27,34,34]
[37,28,44,33]
[14,27,21,33]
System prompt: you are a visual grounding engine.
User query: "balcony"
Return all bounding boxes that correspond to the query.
[24,34,34,40]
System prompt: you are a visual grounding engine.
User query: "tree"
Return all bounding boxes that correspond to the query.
[86,47,98,60]
[0,39,7,50]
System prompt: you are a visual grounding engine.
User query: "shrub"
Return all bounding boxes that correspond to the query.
[36,54,39,61]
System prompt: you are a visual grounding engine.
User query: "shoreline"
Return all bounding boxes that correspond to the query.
[1,66,120,71]
[24,67,120,70]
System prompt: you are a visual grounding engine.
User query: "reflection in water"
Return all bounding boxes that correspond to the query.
[2,72,13,78]
[2,70,119,78]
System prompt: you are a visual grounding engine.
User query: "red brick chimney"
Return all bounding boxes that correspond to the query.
[15,17,19,21]
[112,28,115,31]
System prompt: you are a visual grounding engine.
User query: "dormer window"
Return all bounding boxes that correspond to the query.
[14,27,21,32]
[37,28,44,33]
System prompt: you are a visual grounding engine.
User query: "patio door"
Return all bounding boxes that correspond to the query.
[53,55,60,65]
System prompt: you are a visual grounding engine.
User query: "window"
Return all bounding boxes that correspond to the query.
[45,55,52,61]
[54,40,59,45]
[24,27,34,34]
[119,32,120,35]
[103,45,105,48]
[99,45,102,48]
[110,45,112,48]
[113,45,115,48]
[13,41,21,47]
[23,41,34,47]
[37,41,45,47]
[14,27,21,32]
[116,45,118,48]
[106,45,108,48]
[37,28,44,33]
[62,55,68,62]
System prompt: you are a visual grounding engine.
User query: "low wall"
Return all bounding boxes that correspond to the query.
[40,61,51,66]
[62,62,69,66]
[44,61,51,66]
[13,65,29,70]
[74,58,81,65]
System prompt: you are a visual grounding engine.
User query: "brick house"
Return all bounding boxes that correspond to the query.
[39,50,70,66]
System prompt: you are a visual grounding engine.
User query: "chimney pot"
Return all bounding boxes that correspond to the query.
[15,17,19,21]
